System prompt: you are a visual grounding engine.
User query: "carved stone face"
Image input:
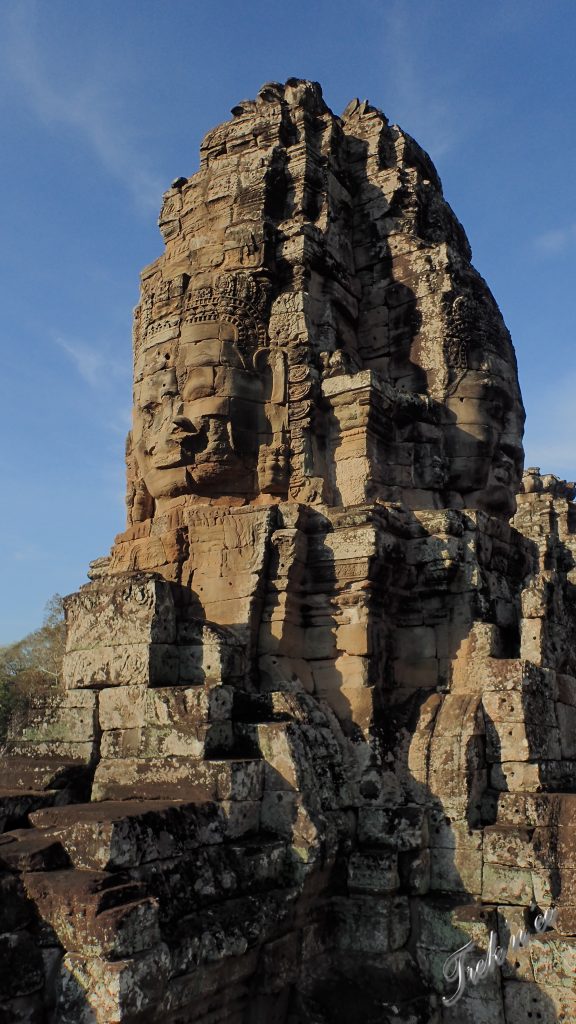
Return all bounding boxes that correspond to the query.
[444,370,524,515]
[132,320,288,505]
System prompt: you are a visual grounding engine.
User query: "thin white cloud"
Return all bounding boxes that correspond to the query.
[54,334,127,389]
[382,1,458,160]
[533,224,576,257]
[1,2,163,211]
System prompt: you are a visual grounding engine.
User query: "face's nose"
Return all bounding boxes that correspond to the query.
[159,368,178,400]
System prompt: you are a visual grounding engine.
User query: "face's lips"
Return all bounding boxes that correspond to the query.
[147,436,190,469]
[172,415,197,433]
[138,401,203,470]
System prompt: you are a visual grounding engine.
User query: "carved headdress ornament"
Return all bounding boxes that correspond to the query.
[183,272,272,363]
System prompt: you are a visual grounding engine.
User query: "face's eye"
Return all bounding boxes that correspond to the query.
[499,444,520,467]
[485,390,509,422]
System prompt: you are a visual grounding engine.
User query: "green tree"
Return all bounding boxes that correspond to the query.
[0,595,66,746]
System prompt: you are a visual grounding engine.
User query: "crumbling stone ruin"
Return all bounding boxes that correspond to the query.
[1,79,576,1024]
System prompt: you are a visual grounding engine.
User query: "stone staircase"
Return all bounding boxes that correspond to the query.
[0,647,348,1023]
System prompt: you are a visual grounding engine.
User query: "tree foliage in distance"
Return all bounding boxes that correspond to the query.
[0,595,66,746]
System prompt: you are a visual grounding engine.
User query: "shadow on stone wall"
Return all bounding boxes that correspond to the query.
[0,520,563,1024]
[272,521,561,1024]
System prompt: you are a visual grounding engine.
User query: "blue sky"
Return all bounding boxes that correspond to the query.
[1,0,575,643]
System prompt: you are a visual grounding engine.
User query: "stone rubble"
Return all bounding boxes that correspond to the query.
[1,80,575,1023]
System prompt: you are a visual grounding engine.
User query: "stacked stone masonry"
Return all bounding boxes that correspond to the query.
[1,80,575,1023]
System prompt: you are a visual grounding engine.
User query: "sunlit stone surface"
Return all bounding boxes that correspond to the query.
[1,81,575,1024]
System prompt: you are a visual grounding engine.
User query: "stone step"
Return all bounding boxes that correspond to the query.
[3,737,96,764]
[9,689,97,738]
[100,717,237,762]
[98,685,241,762]
[3,689,98,764]
[0,756,92,795]
[28,799,213,872]
[23,868,161,960]
[0,931,45,1011]
[28,798,261,870]
[0,757,93,836]
[91,756,264,803]
[0,788,65,834]
[0,829,70,872]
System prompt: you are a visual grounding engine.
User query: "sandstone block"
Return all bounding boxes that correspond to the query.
[347,851,400,894]
[0,932,44,999]
[63,643,179,689]
[6,738,96,763]
[495,792,565,828]
[57,945,171,1023]
[430,842,482,895]
[556,673,576,706]
[65,575,176,652]
[482,863,534,904]
[29,802,222,869]
[503,980,576,1024]
[335,621,372,656]
[260,791,299,838]
[483,825,555,874]
[332,895,410,953]
[529,937,576,989]
[92,754,261,802]
[358,804,428,849]
[557,702,576,758]
[394,657,439,688]
[490,761,541,792]
[255,932,299,995]
[98,686,147,730]
[496,904,535,981]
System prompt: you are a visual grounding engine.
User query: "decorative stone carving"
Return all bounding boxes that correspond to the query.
[0,80,574,1024]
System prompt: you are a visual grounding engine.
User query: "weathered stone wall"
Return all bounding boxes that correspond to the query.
[0,81,574,1024]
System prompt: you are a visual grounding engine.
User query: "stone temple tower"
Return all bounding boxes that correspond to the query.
[1,79,576,1024]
